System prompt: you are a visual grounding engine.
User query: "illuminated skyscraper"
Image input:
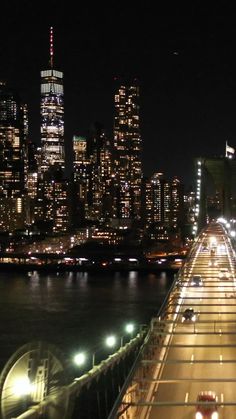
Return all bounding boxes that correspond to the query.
[114,81,142,220]
[87,122,113,221]
[171,176,184,229]
[145,173,183,230]
[0,81,26,197]
[35,28,68,233]
[0,81,28,231]
[40,27,64,173]
[73,135,90,222]
[72,124,114,224]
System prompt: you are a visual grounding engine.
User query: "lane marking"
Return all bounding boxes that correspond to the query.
[221,393,224,406]
[220,354,223,364]
[191,354,194,364]
[185,392,189,404]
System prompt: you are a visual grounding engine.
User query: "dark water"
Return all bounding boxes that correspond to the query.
[0,270,173,369]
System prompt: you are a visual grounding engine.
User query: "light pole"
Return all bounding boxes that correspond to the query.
[73,352,86,367]
[105,335,116,348]
[92,351,97,367]
[121,323,135,347]
[92,336,117,367]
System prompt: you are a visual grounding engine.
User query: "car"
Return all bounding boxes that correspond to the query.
[191,275,203,286]
[218,268,230,280]
[182,308,196,322]
[195,391,218,418]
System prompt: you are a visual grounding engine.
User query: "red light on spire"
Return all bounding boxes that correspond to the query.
[50,26,54,68]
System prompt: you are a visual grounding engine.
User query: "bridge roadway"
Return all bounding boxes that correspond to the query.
[130,222,236,419]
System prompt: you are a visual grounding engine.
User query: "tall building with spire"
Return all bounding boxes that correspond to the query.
[34,28,68,233]
[40,27,64,174]
[113,81,142,221]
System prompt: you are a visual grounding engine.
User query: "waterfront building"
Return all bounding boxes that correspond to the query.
[144,173,184,240]
[113,81,142,220]
[34,176,69,233]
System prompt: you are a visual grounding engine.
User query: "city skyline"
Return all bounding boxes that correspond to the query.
[2,4,236,184]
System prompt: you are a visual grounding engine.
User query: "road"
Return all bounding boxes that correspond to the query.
[141,222,236,418]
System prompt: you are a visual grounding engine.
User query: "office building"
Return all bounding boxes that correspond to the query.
[40,27,65,173]
[114,81,142,220]
[0,81,27,231]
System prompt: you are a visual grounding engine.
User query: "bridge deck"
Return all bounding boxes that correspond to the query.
[116,222,236,418]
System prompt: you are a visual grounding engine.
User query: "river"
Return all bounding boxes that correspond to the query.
[0,269,174,370]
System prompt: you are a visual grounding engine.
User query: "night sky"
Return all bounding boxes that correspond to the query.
[1,3,236,186]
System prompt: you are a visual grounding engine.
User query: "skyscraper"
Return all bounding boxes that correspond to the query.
[87,122,113,221]
[34,28,68,233]
[145,173,184,230]
[114,81,142,220]
[0,81,28,231]
[40,27,64,173]
[73,135,90,223]
[0,81,26,198]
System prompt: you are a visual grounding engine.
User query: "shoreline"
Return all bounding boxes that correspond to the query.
[0,262,180,273]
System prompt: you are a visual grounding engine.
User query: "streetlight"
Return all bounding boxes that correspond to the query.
[92,336,117,367]
[125,323,135,334]
[73,352,86,366]
[105,335,116,348]
[121,323,135,347]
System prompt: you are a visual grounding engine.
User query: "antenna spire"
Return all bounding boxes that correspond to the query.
[50,26,54,68]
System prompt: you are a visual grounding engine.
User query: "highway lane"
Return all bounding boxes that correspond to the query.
[143,222,236,419]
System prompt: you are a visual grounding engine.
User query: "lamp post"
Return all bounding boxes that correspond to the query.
[105,335,116,348]
[73,352,86,367]
[121,323,135,347]
[92,336,117,367]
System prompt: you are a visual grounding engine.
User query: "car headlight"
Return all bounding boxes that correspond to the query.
[192,315,196,321]
[195,412,203,419]
[211,412,218,419]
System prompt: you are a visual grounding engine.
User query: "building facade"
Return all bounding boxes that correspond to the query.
[114,82,142,220]
[34,27,68,233]
[0,81,28,231]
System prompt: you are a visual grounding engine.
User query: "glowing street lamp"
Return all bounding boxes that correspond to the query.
[92,336,117,367]
[125,323,134,334]
[105,335,116,348]
[73,352,86,366]
[121,324,135,346]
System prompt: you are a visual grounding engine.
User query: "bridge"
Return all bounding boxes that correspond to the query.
[0,221,235,418]
[110,221,236,418]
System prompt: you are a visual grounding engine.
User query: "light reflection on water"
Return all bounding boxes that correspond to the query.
[0,270,174,367]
